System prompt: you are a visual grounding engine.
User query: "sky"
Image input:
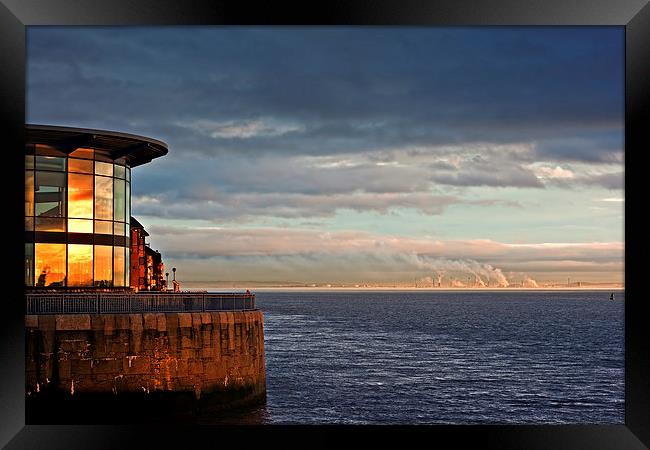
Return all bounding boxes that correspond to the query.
[27,27,624,286]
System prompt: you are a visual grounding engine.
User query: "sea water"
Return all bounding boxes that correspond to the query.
[202,290,624,424]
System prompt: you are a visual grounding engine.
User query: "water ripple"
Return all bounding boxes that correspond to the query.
[210,290,624,424]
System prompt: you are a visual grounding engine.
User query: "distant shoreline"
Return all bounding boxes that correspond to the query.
[181,285,624,293]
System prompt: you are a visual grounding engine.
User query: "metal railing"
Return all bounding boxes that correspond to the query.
[25,292,256,314]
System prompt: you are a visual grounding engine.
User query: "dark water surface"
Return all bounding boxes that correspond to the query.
[203,290,624,424]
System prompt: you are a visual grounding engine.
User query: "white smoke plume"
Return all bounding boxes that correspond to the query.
[521,276,539,288]
[408,255,510,287]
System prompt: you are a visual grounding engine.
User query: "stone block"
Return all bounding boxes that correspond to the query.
[180,335,193,350]
[210,312,222,326]
[165,313,179,331]
[56,315,91,331]
[58,359,72,380]
[38,315,56,332]
[199,347,213,359]
[103,315,115,336]
[129,314,144,332]
[204,362,221,380]
[189,360,204,376]
[115,315,130,330]
[25,315,38,328]
[71,358,93,375]
[143,313,157,330]
[92,358,121,374]
[156,314,167,332]
[178,313,192,329]
[125,355,151,374]
[175,359,189,377]
[200,330,213,346]
[180,348,195,360]
[90,315,104,332]
[167,332,178,350]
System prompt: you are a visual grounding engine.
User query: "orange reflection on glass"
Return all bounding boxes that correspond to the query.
[68,148,94,160]
[68,173,93,218]
[94,245,113,287]
[68,218,93,233]
[114,246,125,287]
[68,244,93,287]
[25,171,34,216]
[95,220,113,234]
[69,158,94,174]
[35,243,66,287]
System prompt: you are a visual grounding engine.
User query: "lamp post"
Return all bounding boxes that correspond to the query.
[165,272,169,291]
[172,267,176,281]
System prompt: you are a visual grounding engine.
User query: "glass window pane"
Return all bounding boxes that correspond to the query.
[25,217,34,231]
[25,243,34,286]
[25,154,34,169]
[95,161,113,177]
[125,248,130,287]
[68,173,93,219]
[114,178,125,223]
[114,221,125,236]
[35,243,66,287]
[114,246,125,287]
[25,171,34,216]
[94,175,113,220]
[94,245,113,287]
[124,248,131,286]
[68,244,93,287]
[68,218,93,233]
[69,158,93,174]
[68,148,94,160]
[114,164,126,179]
[35,171,65,217]
[95,220,113,234]
[125,182,130,222]
[36,155,66,171]
[35,217,65,232]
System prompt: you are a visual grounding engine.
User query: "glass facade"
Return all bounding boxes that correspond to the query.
[34,243,66,287]
[25,146,131,288]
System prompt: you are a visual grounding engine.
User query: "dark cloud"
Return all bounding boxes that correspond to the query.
[28,27,623,162]
[131,191,465,222]
[27,27,624,225]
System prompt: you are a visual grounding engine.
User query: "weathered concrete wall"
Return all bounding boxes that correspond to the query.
[25,311,265,418]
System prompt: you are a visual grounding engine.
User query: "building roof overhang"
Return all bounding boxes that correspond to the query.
[26,124,168,168]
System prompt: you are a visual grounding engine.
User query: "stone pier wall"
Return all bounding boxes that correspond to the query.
[25,311,266,420]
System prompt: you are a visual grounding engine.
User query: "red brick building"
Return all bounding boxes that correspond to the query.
[130,217,166,291]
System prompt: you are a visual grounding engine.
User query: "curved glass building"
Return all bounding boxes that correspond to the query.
[24,125,167,289]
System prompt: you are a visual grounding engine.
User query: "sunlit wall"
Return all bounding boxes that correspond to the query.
[25,144,131,288]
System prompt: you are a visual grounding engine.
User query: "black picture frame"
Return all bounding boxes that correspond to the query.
[1,1,648,448]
